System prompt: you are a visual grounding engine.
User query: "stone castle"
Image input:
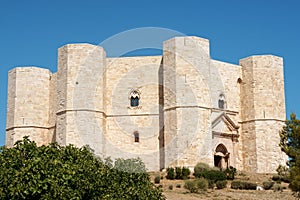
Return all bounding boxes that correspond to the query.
[6,36,287,173]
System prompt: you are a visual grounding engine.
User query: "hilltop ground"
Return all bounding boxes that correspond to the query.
[150,172,298,200]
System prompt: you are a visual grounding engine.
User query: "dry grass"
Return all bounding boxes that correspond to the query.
[150,172,298,200]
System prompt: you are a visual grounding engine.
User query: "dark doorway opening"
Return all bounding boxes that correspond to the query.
[214,155,222,168]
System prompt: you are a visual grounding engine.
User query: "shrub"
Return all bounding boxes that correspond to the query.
[154,175,161,184]
[212,167,221,171]
[263,181,274,190]
[0,137,165,200]
[196,170,227,182]
[182,167,191,179]
[281,176,290,183]
[176,184,181,188]
[194,162,210,176]
[224,166,237,180]
[208,179,215,189]
[184,178,208,193]
[195,178,208,191]
[272,175,281,183]
[184,180,198,193]
[272,166,291,183]
[193,163,226,182]
[231,181,241,189]
[216,180,227,189]
[276,165,289,179]
[175,167,182,179]
[166,167,175,180]
[273,183,283,192]
[167,166,191,180]
[231,181,257,190]
[168,185,173,190]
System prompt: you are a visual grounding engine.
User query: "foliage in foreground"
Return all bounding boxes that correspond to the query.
[263,181,274,190]
[184,178,208,193]
[193,162,226,182]
[230,180,257,190]
[279,113,300,194]
[0,137,165,200]
[216,180,227,189]
[166,166,190,180]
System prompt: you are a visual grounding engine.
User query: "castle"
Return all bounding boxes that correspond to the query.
[6,36,287,173]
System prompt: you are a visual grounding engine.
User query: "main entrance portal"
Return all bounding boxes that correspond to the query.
[214,144,229,169]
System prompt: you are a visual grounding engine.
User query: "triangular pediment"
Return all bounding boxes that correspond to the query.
[212,112,239,136]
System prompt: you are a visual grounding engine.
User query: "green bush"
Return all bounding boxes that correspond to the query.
[263,181,274,190]
[154,175,161,184]
[168,166,191,180]
[182,167,191,179]
[276,165,289,180]
[193,162,226,182]
[184,178,208,193]
[0,137,165,200]
[208,179,215,189]
[216,180,227,189]
[231,181,257,190]
[272,175,281,182]
[166,167,175,180]
[281,176,290,183]
[184,180,198,193]
[168,185,173,190]
[195,178,208,191]
[272,170,290,184]
[224,166,237,180]
[176,184,181,188]
[194,162,210,175]
[196,170,226,182]
[175,167,182,179]
[273,183,283,192]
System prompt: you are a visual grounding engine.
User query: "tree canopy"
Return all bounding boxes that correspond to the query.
[279,113,300,193]
[0,137,165,200]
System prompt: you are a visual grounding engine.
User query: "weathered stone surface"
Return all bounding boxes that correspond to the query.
[5,36,287,173]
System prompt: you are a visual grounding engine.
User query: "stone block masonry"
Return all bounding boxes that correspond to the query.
[6,36,287,173]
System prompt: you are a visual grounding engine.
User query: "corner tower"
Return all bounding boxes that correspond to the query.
[240,55,287,173]
[56,44,106,155]
[6,67,53,146]
[163,36,213,168]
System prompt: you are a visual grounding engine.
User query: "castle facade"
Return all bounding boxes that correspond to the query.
[6,36,287,172]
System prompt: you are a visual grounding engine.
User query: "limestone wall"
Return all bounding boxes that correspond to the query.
[6,67,52,146]
[5,36,287,173]
[210,60,242,169]
[163,37,213,167]
[48,72,57,142]
[211,60,242,112]
[255,120,287,172]
[56,44,106,152]
[104,56,162,171]
[6,69,16,146]
[240,55,287,173]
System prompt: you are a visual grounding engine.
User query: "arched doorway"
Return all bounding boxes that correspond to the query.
[214,144,229,169]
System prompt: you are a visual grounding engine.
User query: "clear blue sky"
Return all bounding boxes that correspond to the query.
[0,0,299,146]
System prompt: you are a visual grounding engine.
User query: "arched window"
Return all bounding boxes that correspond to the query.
[130,96,139,107]
[129,90,140,107]
[218,94,226,109]
[134,131,139,143]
